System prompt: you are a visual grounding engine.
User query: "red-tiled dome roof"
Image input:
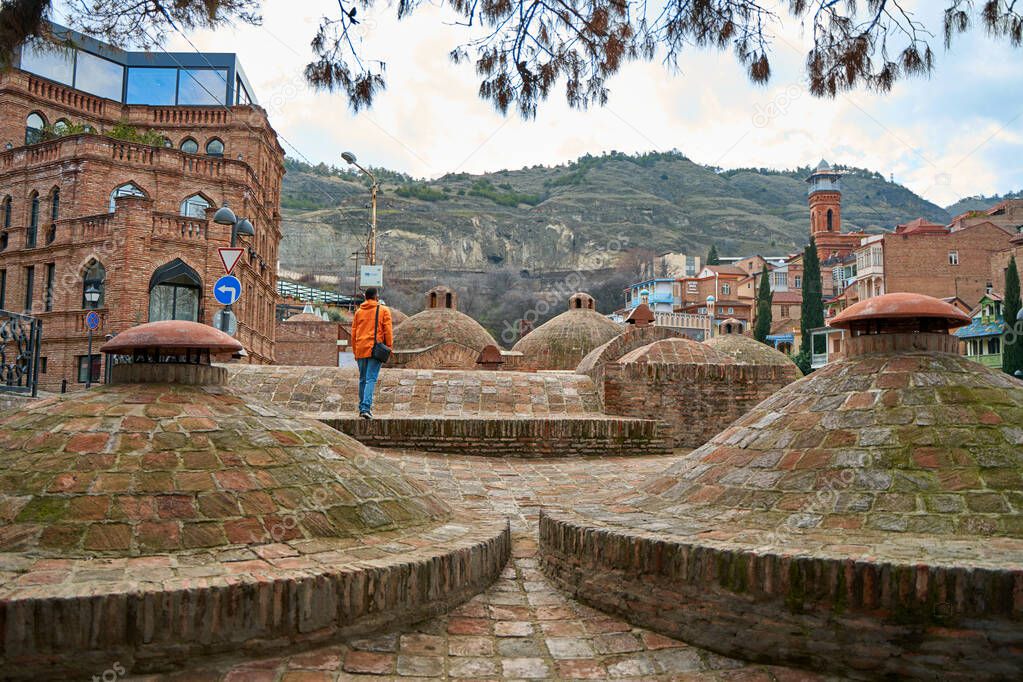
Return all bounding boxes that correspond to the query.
[830,292,970,330]
[100,320,243,354]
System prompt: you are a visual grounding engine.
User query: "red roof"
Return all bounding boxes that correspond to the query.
[894,218,947,235]
[770,291,803,304]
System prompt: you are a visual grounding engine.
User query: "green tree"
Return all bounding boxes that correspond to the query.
[795,238,824,374]
[1004,257,1022,376]
[753,265,773,343]
[706,244,720,266]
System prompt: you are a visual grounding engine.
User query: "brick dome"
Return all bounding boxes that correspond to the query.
[389,307,408,325]
[512,306,623,371]
[635,349,1023,536]
[393,308,497,353]
[285,311,327,323]
[704,334,802,375]
[0,382,450,558]
[618,337,736,366]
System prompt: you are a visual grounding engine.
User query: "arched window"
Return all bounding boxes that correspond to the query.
[52,119,70,136]
[445,292,453,308]
[27,192,39,248]
[180,138,199,154]
[162,137,173,148]
[82,260,106,309]
[180,194,212,219]
[109,182,146,212]
[149,259,201,322]
[826,209,834,232]
[50,187,59,221]
[205,138,224,157]
[25,112,46,144]
[2,196,10,229]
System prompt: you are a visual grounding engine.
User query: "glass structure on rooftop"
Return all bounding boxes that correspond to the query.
[15,23,257,107]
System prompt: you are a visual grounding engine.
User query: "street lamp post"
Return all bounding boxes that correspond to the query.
[213,202,255,333]
[84,284,100,388]
[341,151,379,266]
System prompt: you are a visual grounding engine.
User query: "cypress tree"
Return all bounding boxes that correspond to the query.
[1004,257,1022,376]
[706,244,720,265]
[754,265,773,343]
[795,238,824,373]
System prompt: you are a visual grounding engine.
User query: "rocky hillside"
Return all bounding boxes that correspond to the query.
[278,151,955,277]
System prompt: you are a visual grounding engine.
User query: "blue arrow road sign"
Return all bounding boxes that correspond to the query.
[85,311,100,331]
[214,275,241,306]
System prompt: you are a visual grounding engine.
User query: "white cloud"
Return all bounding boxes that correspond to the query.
[157,0,1022,207]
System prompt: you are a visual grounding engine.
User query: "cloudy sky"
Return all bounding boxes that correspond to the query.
[63,0,1023,207]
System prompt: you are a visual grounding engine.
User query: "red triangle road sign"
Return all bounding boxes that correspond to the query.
[219,247,244,275]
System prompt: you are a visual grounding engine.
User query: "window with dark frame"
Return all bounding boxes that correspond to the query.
[27,192,39,248]
[23,265,34,312]
[0,269,6,309]
[77,355,102,384]
[44,263,55,312]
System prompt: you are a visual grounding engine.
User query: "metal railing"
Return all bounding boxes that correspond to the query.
[0,310,42,397]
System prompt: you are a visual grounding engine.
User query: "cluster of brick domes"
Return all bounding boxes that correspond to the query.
[541,293,1023,679]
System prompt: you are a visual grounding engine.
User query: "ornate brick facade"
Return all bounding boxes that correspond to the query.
[0,68,283,391]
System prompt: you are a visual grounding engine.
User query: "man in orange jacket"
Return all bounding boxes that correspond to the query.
[350,287,393,418]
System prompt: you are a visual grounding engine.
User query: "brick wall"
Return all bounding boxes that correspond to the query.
[883,222,1015,307]
[602,361,796,448]
[0,70,283,391]
[275,320,344,366]
[540,513,1023,680]
[326,416,671,457]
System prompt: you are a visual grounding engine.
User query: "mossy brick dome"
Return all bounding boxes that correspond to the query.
[393,307,497,352]
[512,306,623,371]
[617,336,737,366]
[0,322,451,558]
[704,334,803,376]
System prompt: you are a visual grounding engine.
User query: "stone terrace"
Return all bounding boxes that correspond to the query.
[132,450,835,682]
[224,366,603,418]
[225,366,671,457]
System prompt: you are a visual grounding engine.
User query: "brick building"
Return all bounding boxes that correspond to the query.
[0,24,283,390]
[852,218,1015,309]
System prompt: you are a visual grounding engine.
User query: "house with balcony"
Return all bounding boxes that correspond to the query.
[624,278,677,312]
[954,292,1007,369]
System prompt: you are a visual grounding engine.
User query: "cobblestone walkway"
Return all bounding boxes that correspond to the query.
[137,452,837,681]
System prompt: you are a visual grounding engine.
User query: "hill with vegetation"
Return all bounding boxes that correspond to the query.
[278,152,954,280]
[945,190,1023,216]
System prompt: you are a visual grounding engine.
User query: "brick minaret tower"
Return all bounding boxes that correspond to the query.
[807,159,843,236]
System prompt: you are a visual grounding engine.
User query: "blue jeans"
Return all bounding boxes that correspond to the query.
[357,357,382,413]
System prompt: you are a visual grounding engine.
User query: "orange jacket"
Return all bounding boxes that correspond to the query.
[351,299,393,359]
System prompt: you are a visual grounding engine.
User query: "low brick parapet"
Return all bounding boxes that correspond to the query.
[539,511,1023,680]
[325,416,671,457]
[0,516,510,678]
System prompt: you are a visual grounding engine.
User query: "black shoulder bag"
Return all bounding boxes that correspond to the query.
[371,304,391,363]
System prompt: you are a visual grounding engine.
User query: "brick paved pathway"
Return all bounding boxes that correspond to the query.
[136,452,837,681]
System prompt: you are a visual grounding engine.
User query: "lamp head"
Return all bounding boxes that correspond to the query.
[213,203,237,226]
[341,151,357,165]
[234,218,255,237]
[84,284,100,304]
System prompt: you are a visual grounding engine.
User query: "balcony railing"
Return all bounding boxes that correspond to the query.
[0,134,259,188]
[152,213,208,241]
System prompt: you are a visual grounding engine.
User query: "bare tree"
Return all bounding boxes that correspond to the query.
[1,1,1020,116]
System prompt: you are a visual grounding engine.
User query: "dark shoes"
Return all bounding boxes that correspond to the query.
[359,411,372,420]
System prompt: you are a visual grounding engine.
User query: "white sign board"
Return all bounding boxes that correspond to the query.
[360,264,383,287]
